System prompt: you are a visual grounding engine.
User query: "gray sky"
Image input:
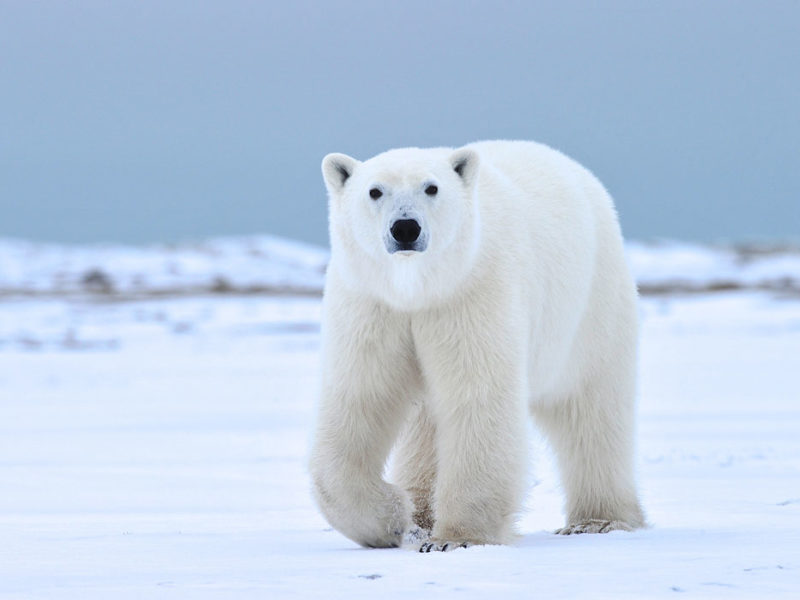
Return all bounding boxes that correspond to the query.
[1,0,798,246]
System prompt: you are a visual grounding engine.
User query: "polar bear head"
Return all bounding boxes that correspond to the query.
[321,146,481,310]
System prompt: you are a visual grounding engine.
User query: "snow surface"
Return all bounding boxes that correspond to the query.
[1,238,799,598]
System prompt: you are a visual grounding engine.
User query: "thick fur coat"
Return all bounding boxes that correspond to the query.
[310,140,645,551]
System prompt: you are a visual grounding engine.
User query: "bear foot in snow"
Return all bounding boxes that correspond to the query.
[418,540,472,553]
[556,519,635,535]
[402,525,474,552]
[402,526,431,547]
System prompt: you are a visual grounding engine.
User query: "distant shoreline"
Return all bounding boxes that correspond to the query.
[1,236,798,300]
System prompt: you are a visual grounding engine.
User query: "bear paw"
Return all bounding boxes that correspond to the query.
[418,540,472,553]
[402,526,431,547]
[556,519,634,535]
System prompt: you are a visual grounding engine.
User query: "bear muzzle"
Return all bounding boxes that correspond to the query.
[387,218,427,253]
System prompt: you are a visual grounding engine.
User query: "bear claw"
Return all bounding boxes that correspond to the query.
[418,541,470,553]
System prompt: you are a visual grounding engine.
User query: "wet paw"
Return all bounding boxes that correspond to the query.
[418,540,471,553]
[556,519,634,535]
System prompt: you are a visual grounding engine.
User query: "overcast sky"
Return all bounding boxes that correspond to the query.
[1,1,798,246]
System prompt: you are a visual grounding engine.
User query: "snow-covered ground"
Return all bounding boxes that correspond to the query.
[0,236,329,298]
[1,238,799,598]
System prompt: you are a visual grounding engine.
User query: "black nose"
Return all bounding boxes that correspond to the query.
[390,219,421,244]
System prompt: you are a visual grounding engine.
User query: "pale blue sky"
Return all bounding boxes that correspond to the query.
[1,1,798,246]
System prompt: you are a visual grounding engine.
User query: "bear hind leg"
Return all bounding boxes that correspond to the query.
[533,376,645,535]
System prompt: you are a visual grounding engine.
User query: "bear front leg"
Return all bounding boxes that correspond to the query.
[310,296,420,548]
[413,305,529,549]
[392,400,438,532]
[311,393,412,548]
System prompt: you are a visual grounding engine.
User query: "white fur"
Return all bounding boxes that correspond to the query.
[310,140,646,550]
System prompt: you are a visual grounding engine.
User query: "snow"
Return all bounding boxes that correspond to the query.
[1,237,799,598]
[626,240,800,294]
[0,236,328,298]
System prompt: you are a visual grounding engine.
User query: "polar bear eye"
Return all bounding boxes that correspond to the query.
[369,188,382,200]
[425,184,438,196]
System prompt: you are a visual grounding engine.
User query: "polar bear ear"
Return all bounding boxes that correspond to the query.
[322,153,360,195]
[450,148,479,187]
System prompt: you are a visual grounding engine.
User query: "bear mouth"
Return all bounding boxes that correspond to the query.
[385,239,428,254]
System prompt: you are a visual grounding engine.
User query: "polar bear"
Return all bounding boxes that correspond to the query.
[310,140,645,551]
